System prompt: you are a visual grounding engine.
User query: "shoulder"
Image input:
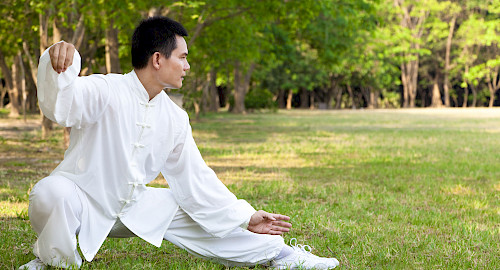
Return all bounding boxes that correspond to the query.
[75,73,129,90]
[161,92,190,134]
[85,73,126,83]
[162,92,188,120]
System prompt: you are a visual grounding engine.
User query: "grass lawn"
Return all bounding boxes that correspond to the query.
[1,108,499,269]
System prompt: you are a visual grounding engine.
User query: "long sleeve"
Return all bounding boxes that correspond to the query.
[162,117,256,238]
[37,42,110,128]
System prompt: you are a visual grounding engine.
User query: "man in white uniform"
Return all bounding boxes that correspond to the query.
[19,17,339,270]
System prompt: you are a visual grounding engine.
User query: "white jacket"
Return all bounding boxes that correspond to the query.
[36,44,256,262]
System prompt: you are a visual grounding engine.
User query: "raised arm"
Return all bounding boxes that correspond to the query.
[37,41,110,128]
[49,41,75,74]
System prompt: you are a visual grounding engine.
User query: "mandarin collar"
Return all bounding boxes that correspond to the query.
[128,70,150,102]
[128,70,167,104]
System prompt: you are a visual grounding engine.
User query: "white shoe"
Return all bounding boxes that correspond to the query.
[271,238,340,269]
[18,258,47,270]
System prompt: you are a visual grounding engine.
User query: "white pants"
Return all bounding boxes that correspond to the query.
[28,175,285,268]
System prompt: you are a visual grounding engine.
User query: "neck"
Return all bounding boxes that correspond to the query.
[135,68,163,101]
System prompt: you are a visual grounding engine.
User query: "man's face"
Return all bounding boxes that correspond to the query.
[158,35,190,89]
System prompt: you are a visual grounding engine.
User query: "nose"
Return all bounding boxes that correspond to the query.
[184,60,190,71]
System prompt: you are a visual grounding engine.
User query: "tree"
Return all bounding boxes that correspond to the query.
[392,0,433,108]
[456,0,500,107]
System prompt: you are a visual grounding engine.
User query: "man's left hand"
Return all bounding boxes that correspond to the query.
[247,210,292,235]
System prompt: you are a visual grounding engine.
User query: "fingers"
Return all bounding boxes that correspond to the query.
[271,226,290,233]
[57,47,67,73]
[271,213,291,221]
[268,224,291,235]
[49,42,75,73]
[272,220,292,228]
[268,230,284,235]
[263,212,277,221]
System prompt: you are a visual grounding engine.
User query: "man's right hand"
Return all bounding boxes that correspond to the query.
[48,41,75,74]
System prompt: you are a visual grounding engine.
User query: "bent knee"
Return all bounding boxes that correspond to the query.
[30,176,79,209]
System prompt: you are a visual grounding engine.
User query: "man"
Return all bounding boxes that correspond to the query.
[20,17,340,269]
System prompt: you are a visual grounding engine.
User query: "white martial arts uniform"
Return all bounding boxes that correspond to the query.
[31,43,284,268]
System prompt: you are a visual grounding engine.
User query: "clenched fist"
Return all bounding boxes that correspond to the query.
[48,41,75,74]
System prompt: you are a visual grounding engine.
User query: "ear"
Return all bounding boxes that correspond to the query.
[151,52,162,70]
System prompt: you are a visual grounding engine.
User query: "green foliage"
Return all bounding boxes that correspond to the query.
[244,88,276,111]
[378,89,401,108]
[0,0,499,115]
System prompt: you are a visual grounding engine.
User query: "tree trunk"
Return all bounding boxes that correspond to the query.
[0,50,15,113]
[401,63,409,107]
[488,83,494,108]
[462,65,470,108]
[208,68,218,112]
[400,50,420,108]
[201,79,210,113]
[400,41,421,108]
[346,84,355,109]
[299,88,309,108]
[335,86,342,109]
[361,87,375,109]
[486,66,499,108]
[9,59,21,117]
[71,14,86,50]
[286,90,293,110]
[367,90,374,109]
[325,88,333,109]
[193,101,200,119]
[408,54,419,107]
[15,54,27,121]
[22,41,39,113]
[309,91,315,109]
[39,12,49,54]
[24,60,37,113]
[0,84,5,109]
[369,91,378,109]
[277,89,286,108]
[462,85,469,108]
[395,0,427,108]
[81,36,99,76]
[232,61,254,114]
[470,83,478,107]
[53,19,62,42]
[487,75,496,108]
[233,61,245,113]
[443,16,456,107]
[105,18,121,74]
[431,74,443,107]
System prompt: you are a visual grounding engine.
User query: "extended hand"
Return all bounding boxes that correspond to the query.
[247,210,292,235]
[49,41,75,74]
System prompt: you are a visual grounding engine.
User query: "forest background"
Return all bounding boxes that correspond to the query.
[1,1,499,268]
[0,0,499,133]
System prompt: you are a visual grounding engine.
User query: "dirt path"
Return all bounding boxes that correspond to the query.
[0,117,41,139]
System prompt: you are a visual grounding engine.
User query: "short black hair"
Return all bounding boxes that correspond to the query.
[132,16,188,69]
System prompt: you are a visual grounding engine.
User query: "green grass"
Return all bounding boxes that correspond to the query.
[1,109,499,269]
[0,108,10,117]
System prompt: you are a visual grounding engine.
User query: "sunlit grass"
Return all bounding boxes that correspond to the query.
[1,109,499,269]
